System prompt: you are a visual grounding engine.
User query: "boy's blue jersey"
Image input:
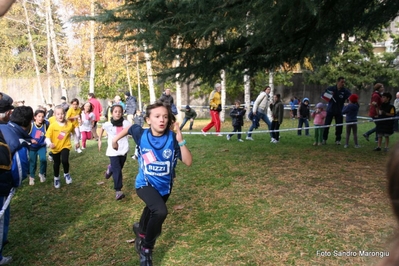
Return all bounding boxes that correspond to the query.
[129,125,181,196]
[29,122,47,150]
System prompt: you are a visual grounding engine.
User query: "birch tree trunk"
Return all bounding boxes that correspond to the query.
[22,0,46,103]
[136,54,142,111]
[143,41,156,103]
[89,0,95,94]
[244,73,251,120]
[220,69,226,122]
[47,0,66,98]
[125,45,132,95]
[174,37,182,122]
[45,0,52,104]
[268,71,274,121]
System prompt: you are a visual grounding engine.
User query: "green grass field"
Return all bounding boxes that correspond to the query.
[5,119,398,265]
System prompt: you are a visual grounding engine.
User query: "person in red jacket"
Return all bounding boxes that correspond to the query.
[88,93,103,140]
[363,83,384,142]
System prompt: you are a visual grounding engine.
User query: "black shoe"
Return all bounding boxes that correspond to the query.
[140,248,153,266]
[363,134,369,141]
[373,147,381,151]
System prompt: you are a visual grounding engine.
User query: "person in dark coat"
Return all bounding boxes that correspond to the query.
[226,100,246,142]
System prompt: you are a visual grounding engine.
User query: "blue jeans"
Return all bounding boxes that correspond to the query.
[364,122,378,141]
[109,154,127,191]
[247,112,272,137]
[297,118,309,135]
[179,117,194,130]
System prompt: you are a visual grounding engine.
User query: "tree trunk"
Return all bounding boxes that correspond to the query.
[45,0,52,104]
[125,45,132,96]
[220,69,226,122]
[47,0,66,98]
[89,0,95,94]
[22,0,46,103]
[244,73,251,120]
[143,42,156,103]
[136,54,142,111]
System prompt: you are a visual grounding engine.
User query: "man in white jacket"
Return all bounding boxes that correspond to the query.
[246,86,273,140]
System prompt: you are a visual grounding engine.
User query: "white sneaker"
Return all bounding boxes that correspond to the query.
[226,135,231,140]
[0,256,12,265]
[64,173,72,184]
[48,155,53,162]
[216,133,223,137]
[238,139,244,142]
[201,130,207,136]
[246,136,254,141]
[270,138,276,143]
[81,147,85,150]
[54,177,60,189]
[29,177,34,186]
[76,148,82,153]
[39,173,46,183]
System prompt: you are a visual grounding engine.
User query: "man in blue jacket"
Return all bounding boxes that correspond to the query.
[322,77,351,145]
[124,91,137,125]
[0,106,33,265]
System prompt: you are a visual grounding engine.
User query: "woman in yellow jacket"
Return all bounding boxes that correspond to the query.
[201,83,222,136]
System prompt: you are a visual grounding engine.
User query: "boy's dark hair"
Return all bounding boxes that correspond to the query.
[145,101,176,129]
[234,100,241,105]
[70,98,79,105]
[337,77,345,82]
[10,106,33,128]
[382,92,392,101]
[34,109,45,117]
[275,94,281,99]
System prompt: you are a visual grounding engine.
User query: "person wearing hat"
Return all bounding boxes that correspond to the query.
[124,91,137,124]
[179,105,197,131]
[297,97,311,136]
[342,94,360,148]
[0,99,14,124]
[322,77,351,145]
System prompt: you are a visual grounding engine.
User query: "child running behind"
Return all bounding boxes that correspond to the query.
[66,98,82,153]
[28,109,48,185]
[45,105,75,188]
[226,100,246,142]
[342,94,360,148]
[112,101,192,266]
[80,102,95,149]
[98,104,131,200]
[311,103,326,146]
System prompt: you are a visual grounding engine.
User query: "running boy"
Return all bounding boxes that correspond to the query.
[45,105,75,188]
[98,104,131,200]
[112,101,192,266]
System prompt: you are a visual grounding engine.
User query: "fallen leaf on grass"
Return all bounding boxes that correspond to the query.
[173,205,185,211]
[97,181,105,185]
[126,239,135,243]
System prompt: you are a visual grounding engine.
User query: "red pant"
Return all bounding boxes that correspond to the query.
[203,110,221,132]
[81,131,92,148]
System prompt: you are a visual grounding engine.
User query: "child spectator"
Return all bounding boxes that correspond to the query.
[45,105,75,188]
[66,98,82,153]
[297,97,310,136]
[374,92,395,152]
[179,105,197,130]
[112,101,192,266]
[98,104,131,200]
[80,102,95,150]
[342,94,360,148]
[311,102,326,146]
[270,94,284,143]
[226,100,246,142]
[28,109,48,185]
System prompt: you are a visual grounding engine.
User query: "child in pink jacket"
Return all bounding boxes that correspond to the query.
[312,102,327,146]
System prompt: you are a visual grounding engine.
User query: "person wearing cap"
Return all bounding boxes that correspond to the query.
[0,106,33,265]
[124,91,137,124]
[322,77,351,145]
[297,97,311,136]
[179,105,197,131]
[311,102,327,146]
[342,94,360,148]
[0,99,14,124]
[201,83,223,136]
[60,96,69,113]
[363,83,384,142]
